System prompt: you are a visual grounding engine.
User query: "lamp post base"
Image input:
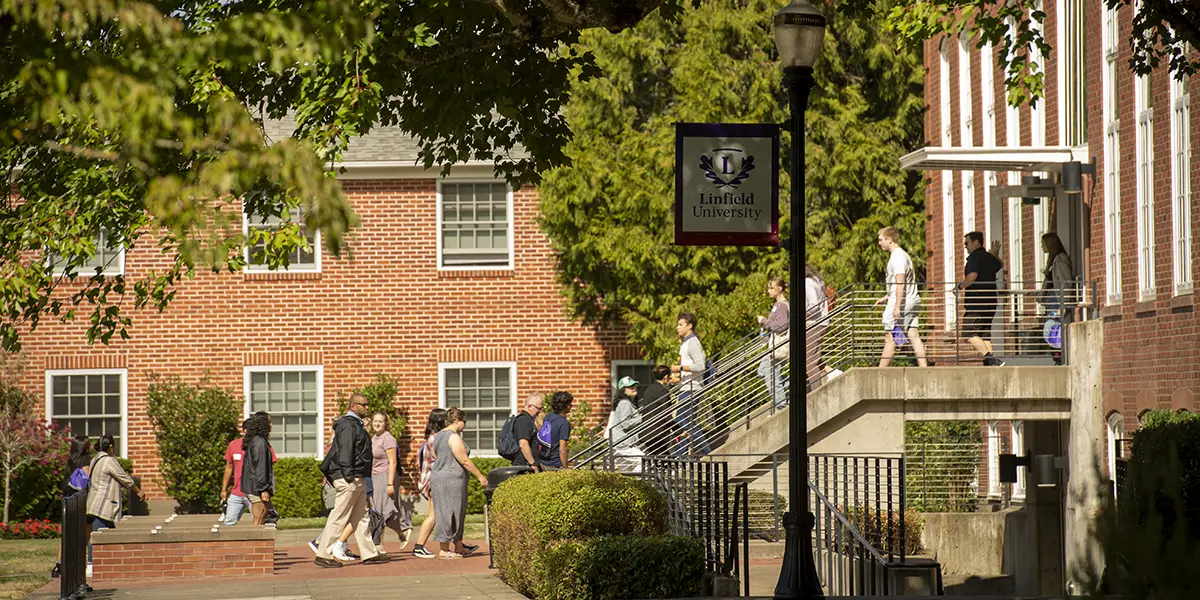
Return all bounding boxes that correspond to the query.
[773,510,823,599]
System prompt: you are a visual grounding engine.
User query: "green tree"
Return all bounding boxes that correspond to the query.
[538,0,926,358]
[0,0,695,353]
[146,377,241,513]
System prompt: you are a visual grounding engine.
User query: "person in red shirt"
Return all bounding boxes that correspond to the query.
[220,418,276,525]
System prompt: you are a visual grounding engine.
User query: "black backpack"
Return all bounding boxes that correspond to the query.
[496,414,523,461]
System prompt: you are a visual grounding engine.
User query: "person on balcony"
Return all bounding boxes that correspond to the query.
[671,312,712,456]
[1039,232,1076,317]
[875,226,928,367]
[956,231,1005,366]
[757,276,791,407]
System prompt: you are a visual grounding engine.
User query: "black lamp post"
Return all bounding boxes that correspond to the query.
[772,1,826,599]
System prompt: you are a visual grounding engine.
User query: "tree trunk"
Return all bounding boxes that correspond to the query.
[3,462,10,525]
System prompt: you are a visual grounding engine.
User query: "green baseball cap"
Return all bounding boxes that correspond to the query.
[617,376,639,389]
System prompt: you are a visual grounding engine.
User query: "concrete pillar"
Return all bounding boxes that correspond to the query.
[1025,420,1066,596]
[1063,319,1107,593]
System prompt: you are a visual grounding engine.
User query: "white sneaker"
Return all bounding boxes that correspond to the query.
[331,542,354,562]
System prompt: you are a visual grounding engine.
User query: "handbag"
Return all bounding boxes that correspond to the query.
[771,331,790,360]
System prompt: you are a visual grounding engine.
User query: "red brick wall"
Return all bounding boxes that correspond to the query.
[924,2,1200,438]
[91,539,274,580]
[14,179,638,498]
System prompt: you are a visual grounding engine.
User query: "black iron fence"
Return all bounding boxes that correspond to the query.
[60,490,90,600]
[640,457,750,596]
[809,453,909,562]
[809,480,894,596]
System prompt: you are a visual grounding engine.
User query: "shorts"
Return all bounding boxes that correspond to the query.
[961,306,996,338]
[883,310,919,331]
[246,493,265,504]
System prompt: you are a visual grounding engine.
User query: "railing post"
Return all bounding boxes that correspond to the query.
[899,456,907,562]
[772,453,781,539]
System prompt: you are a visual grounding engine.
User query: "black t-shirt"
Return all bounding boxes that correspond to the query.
[511,412,539,467]
[964,247,1003,304]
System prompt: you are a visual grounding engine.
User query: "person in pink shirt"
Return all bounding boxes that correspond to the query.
[220,418,276,526]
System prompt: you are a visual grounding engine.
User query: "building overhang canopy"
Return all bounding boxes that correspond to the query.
[899,146,1087,173]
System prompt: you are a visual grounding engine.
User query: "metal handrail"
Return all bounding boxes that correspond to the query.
[809,481,890,565]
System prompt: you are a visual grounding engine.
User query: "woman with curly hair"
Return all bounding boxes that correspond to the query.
[410,408,447,558]
[240,412,276,526]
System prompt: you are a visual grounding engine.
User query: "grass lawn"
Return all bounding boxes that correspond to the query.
[0,539,56,600]
[277,513,487,539]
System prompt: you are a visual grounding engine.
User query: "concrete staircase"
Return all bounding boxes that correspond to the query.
[711,365,1071,484]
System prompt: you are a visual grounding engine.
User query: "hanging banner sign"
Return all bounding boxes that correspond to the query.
[675,122,780,246]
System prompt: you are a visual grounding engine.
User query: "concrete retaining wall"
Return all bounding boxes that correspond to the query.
[918,508,1036,594]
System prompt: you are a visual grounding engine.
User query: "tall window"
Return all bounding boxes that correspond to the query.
[49,229,125,277]
[245,367,322,457]
[46,370,125,455]
[244,204,319,272]
[1106,412,1125,479]
[959,35,976,235]
[940,41,957,326]
[1171,67,1193,296]
[982,42,999,242]
[1030,0,1046,149]
[1062,0,1088,145]
[1011,421,1026,500]
[1102,0,1122,304]
[611,360,654,399]
[438,182,513,269]
[1135,66,1156,301]
[440,363,516,456]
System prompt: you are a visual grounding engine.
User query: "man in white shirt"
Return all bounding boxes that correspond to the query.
[874,227,928,367]
[670,312,711,456]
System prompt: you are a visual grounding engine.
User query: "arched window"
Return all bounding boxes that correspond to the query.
[1107,412,1126,479]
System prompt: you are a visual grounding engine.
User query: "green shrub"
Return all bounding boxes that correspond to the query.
[905,420,982,513]
[8,457,66,522]
[490,470,667,597]
[146,377,240,513]
[272,458,325,518]
[467,457,514,514]
[532,535,704,600]
[1122,415,1200,543]
[335,374,409,445]
[843,505,924,556]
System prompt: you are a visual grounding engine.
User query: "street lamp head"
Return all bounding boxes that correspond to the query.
[773,0,827,69]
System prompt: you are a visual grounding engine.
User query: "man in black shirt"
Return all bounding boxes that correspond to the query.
[957,231,1005,366]
[512,394,543,470]
[641,366,672,416]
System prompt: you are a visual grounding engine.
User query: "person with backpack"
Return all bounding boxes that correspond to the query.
[50,436,92,578]
[538,392,574,470]
[498,394,543,471]
[314,394,386,567]
[86,434,144,567]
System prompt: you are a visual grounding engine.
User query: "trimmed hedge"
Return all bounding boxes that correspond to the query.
[146,377,241,513]
[491,470,691,599]
[467,457,512,514]
[1121,413,1200,542]
[532,535,704,600]
[272,458,325,519]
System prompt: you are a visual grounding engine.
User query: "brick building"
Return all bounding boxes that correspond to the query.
[14,122,646,499]
[902,2,1197,472]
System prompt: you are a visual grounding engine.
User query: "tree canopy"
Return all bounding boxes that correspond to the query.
[537,0,925,359]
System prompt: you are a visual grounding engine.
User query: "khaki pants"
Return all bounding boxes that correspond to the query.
[316,478,379,560]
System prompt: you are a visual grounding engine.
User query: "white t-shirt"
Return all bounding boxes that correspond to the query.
[804,277,828,320]
[679,334,706,392]
[884,248,920,315]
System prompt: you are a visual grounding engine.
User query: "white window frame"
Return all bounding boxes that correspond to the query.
[1011,420,1026,501]
[1106,412,1125,480]
[1059,0,1088,146]
[435,180,515,271]
[1102,0,1123,305]
[242,365,325,458]
[49,228,125,278]
[1171,66,1193,296]
[1030,0,1047,149]
[45,369,128,458]
[987,421,1002,499]
[242,202,322,273]
[959,36,976,236]
[941,40,957,328]
[438,361,518,458]
[1135,68,1156,301]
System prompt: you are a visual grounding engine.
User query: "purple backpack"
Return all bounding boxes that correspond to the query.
[67,466,90,492]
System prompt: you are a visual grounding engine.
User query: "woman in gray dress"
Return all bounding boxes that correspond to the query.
[430,407,488,559]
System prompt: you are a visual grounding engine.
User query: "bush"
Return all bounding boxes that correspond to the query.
[490,470,668,598]
[0,518,61,539]
[532,535,705,600]
[146,377,240,513]
[272,458,325,519]
[467,457,513,514]
[842,505,924,556]
[8,458,67,522]
[336,374,409,444]
[1122,414,1200,543]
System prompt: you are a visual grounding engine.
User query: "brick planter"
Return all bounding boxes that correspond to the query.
[90,515,275,581]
